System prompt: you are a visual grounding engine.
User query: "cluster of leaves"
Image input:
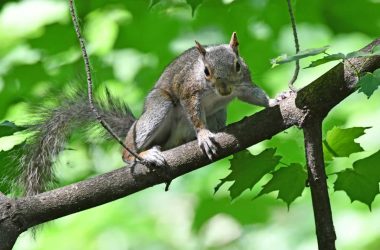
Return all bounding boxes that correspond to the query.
[214,149,307,208]
[271,44,380,69]
[215,125,380,210]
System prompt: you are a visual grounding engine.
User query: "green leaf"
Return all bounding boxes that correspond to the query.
[334,169,378,210]
[215,149,281,200]
[0,121,26,138]
[186,0,204,16]
[334,150,380,209]
[323,127,368,161]
[305,53,345,68]
[357,69,380,99]
[302,45,380,69]
[372,44,380,54]
[346,49,380,59]
[271,46,329,66]
[353,150,380,183]
[256,163,307,207]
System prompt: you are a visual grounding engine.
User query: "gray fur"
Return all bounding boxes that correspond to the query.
[124,39,275,163]
[18,90,135,196]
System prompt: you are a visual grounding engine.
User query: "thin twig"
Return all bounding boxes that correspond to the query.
[68,0,142,161]
[286,0,300,91]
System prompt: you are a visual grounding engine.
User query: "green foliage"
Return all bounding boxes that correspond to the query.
[358,69,380,99]
[305,45,380,69]
[256,163,307,207]
[0,0,379,248]
[305,53,345,68]
[0,120,25,138]
[0,143,23,194]
[214,149,281,200]
[346,45,380,59]
[334,151,380,209]
[271,46,329,67]
[276,44,380,69]
[323,127,368,161]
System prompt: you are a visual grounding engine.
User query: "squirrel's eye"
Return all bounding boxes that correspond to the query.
[204,67,210,77]
[235,61,241,72]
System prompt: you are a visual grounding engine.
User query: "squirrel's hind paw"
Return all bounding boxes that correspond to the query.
[140,146,167,167]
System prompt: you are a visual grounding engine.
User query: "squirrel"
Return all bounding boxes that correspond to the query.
[14,32,283,196]
[122,32,280,165]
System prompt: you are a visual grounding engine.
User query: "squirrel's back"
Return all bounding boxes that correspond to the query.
[155,47,200,90]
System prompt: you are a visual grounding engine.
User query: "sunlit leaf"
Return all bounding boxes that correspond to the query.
[323,127,368,161]
[334,150,380,209]
[346,47,380,59]
[372,44,380,54]
[304,45,380,69]
[256,163,307,207]
[271,46,329,67]
[305,53,345,68]
[215,149,281,200]
[357,69,380,99]
[0,121,26,138]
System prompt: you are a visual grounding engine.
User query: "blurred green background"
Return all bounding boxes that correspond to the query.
[1,0,380,249]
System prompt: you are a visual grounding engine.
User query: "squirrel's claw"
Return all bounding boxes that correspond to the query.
[140,146,167,167]
[197,129,218,160]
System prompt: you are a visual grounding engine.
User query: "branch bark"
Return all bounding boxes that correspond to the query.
[303,118,336,250]
[0,38,379,249]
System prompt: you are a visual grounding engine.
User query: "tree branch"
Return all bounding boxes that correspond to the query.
[1,38,379,249]
[303,118,336,250]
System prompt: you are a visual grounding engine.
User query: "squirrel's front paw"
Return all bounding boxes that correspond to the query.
[140,146,167,167]
[197,129,218,160]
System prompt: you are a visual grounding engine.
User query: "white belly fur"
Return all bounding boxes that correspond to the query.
[162,91,234,150]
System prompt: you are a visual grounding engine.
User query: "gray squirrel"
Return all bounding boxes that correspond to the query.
[16,32,283,196]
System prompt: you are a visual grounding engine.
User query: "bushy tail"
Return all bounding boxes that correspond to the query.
[17,90,135,196]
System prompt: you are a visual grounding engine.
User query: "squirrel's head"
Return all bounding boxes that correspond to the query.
[195,32,247,96]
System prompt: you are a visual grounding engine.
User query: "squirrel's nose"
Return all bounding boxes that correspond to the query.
[218,83,233,96]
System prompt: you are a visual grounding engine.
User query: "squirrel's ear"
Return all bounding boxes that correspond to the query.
[195,40,206,57]
[229,32,239,55]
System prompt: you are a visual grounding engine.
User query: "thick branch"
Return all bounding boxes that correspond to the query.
[303,118,336,250]
[0,194,21,250]
[1,38,380,248]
